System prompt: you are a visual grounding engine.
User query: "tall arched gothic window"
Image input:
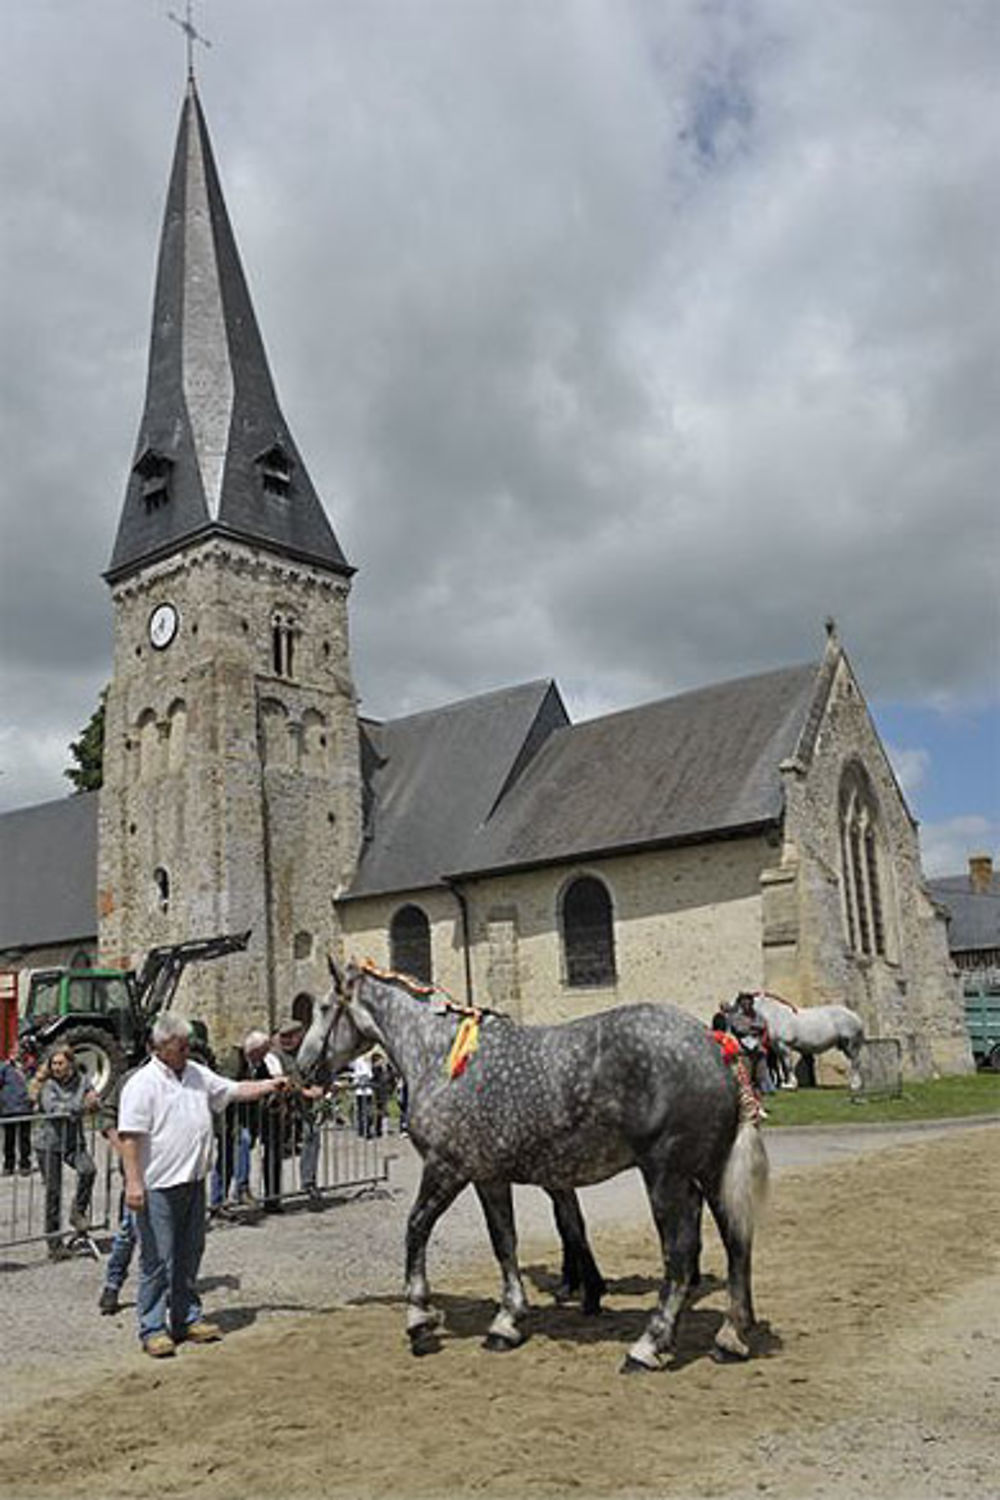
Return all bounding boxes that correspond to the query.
[839,763,887,958]
[390,904,432,984]
[561,875,616,987]
[271,611,298,679]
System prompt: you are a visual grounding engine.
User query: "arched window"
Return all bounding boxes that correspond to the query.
[167,698,187,773]
[561,875,616,987]
[271,611,298,679]
[301,709,328,774]
[137,708,159,782]
[390,905,432,984]
[153,866,170,915]
[292,992,314,1028]
[839,763,887,959]
[261,698,290,768]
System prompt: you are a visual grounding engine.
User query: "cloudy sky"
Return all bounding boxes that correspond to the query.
[1,0,997,875]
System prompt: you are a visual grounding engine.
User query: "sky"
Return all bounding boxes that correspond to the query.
[1,0,997,876]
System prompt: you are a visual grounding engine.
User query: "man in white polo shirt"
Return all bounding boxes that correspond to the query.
[118,1012,288,1358]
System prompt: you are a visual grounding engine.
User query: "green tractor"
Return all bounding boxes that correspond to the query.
[19,931,251,1097]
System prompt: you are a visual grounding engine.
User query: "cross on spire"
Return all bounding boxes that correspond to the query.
[168,2,211,81]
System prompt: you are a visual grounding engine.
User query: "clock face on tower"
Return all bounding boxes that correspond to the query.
[148,602,179,651]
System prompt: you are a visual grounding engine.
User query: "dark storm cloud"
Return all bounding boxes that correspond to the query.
[1,1,997,872]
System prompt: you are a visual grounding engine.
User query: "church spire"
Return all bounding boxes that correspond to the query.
[107,81,351,583]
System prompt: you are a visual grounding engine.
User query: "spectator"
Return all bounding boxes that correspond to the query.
[96,1062,144,1314]
[351,1053,375,1140]
[371,1051,391,1139]
[117,1013,287,1358]
[246,1029,289,1213]
[268,1017,326,1211]
[35,1045,99,1260]
[1,1050,33,1176]
[209,1038,259,1217]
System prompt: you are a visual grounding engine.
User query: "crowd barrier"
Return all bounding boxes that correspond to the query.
[0,1107,392,1260]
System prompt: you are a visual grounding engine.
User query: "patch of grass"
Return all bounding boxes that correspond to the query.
[761,1070,1000,1127]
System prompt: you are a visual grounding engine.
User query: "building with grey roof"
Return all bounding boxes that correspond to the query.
[0,78,971,1078]
[929,856,1000,977]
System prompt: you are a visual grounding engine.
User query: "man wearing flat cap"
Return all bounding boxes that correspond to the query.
[260,1016,325,1212]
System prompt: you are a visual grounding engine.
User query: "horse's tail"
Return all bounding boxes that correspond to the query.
[720,1117,769,1245]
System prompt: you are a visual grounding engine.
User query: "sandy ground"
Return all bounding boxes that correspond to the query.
[1,1120,997,1500]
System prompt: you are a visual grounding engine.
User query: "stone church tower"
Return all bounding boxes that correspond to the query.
[98,79,361,1042]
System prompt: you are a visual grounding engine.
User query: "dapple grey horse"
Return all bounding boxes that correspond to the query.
[300,961,768,1372]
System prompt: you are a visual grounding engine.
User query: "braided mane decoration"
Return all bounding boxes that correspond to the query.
[354,959,487,1078]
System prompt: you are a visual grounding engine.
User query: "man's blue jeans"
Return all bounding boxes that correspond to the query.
[104,1202,137,1292]
[210,1125,252,1207]
[135,1180,206,1342]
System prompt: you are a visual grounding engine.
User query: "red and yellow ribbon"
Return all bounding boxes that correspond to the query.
[447,1013,481,1079]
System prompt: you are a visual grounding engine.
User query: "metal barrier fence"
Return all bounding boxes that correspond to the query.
[855,1037,903,1100]
[1,1108,391,1260]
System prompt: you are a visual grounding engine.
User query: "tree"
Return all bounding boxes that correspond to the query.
[65,688,106,793]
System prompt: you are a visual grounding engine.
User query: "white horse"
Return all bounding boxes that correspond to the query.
[735,992,866,1092]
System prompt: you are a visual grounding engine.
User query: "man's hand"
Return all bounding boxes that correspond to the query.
[124,1174,146,1212]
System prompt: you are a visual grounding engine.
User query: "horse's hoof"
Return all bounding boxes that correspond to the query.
[408,1326,442,1358]
[409,1333,440,1357]
[710,1344,749,1364]
[620,1355,658,1376]
[482,1332,522,1353]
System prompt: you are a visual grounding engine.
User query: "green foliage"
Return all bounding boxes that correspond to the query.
[762,1071,1000,1127]
[64,687,107,794]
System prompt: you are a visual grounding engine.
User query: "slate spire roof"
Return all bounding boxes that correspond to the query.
[107,79,350,583]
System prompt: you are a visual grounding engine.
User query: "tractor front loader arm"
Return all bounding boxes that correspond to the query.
[134,930,252,1025]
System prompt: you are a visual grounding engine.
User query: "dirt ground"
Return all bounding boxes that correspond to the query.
[2,1125,998,1500]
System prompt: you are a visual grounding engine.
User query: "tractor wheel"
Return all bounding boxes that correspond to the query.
[54,1026,126,1100]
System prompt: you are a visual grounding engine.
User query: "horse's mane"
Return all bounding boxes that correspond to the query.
[755,990,799,1013]
[355,959,506,1021]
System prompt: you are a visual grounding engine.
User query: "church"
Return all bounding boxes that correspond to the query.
[0,80,971,1079]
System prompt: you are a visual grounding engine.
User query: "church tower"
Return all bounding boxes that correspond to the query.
[98,79,361,1042]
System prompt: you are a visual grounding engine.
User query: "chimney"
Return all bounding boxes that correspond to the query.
[968,854,994,894]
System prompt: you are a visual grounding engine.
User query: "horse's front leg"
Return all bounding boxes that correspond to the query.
[474,1180,529,1350]
[778,1040,798,1088]
[405,1158,466,1354]
[622,1169,702,1374]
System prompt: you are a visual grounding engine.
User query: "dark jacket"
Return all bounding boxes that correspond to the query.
[0,1060,31,1116]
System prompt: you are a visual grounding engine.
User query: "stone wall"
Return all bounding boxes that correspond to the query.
[340,832,775,1026]
[99,537,361,1050]
[770,652,972,1078]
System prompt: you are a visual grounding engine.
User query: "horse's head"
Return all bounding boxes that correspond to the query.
[298,956,385,1079]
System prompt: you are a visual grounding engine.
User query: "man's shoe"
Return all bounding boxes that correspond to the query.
[182,1319,223,1344]
[19,1165,33,1176]
[235,1187,257,1206]
[2,1166,13,1176]
[143,1333,176,1359]
[47,1242,72,1262]
[306,1186,324,1212]
[98,1287,120,1315]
